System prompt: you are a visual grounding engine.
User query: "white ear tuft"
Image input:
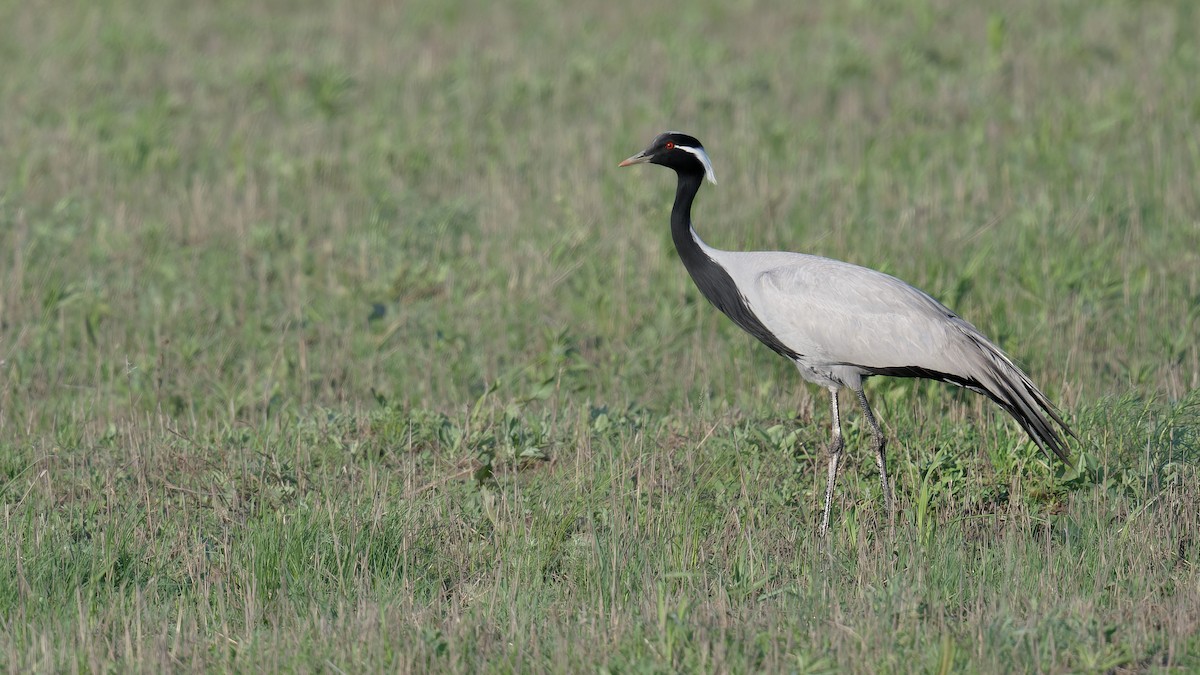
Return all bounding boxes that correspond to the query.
[676,145,718,185]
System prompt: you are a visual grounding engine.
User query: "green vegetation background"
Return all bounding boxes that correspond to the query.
[1,0,1198,672]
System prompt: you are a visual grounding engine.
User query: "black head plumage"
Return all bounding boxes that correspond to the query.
[619,131,717,184]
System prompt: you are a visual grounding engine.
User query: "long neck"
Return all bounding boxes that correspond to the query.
[669,171,710,270]
[666,170,801,360]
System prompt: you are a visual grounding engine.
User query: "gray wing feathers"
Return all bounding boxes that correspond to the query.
[745,255,1075,463]
[748,258,967,367]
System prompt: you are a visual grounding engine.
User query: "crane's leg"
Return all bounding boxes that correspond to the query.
[854,388,893,525]
[820,388,844,537]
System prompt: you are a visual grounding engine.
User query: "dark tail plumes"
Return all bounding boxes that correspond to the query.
[864,326,1077,464]
[961,331,1077,465]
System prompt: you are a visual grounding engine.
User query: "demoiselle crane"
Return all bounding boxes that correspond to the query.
[619,132,1076,534]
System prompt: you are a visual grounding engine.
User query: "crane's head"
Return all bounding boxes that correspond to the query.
[619,132,717,185]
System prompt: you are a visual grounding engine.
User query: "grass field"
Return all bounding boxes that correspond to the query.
[2,0,1199,671]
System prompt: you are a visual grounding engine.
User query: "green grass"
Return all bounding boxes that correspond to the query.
[2,0,1199,671]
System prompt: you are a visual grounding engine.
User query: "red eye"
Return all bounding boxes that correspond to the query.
[665,141,674,150]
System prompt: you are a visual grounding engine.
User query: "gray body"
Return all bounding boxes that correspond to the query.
[701,231,1073,533]
[705,236,1006,392]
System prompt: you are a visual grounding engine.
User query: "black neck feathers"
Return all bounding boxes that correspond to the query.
[668,170,801,361]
